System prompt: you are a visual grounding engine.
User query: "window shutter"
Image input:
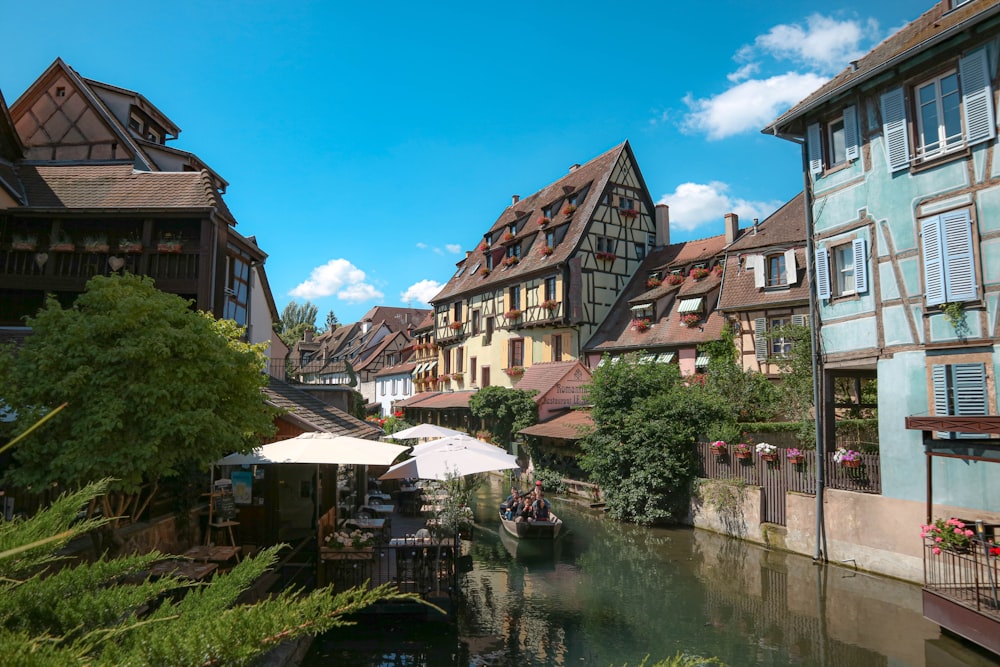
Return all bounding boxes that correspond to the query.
[921,216,946,306]
[807,123,823,175]
[881,87,910,173]
[753,255,765,289]
[959,48,996,147]
[931,364,950,439]
[784,248,798,285]
[754,317,768,362]
[844,105,860,162]
[815,247,831,300]
[942,209,977,303]
[852,238,868,294]
[953,363,987,439]
[791,314,807,327]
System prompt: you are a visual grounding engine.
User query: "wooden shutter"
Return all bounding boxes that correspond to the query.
[953,363,988,439]
[754,317,768,362]
[921,215,945,306]
[931,364,950,439]
[844,105,860,162]
[791,314,809,327]
[807,123,823,175]
[941,209,977,303]
[784,248,797,285]
[815,247,831,300]
[881,87,910,173]
[753,255,765,288]
[852,238,868,294]
[959,48,996,147]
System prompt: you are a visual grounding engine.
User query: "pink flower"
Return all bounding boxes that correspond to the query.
[964,529,975,537]
[954,528,964,535]
[933,547,942,555]
[935,537,943,543]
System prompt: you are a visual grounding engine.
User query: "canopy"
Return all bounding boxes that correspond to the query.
[379,443,519,481]
[385,424,466,441]
[216,432,408,466]
[410,434,505,457]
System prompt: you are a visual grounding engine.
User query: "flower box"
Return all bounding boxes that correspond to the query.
[787,455,805,465]
[502,256,520,267]
[11,241,37,251]
[680,313,701,327]
[709,441,727,456]
[690,267,710,280]
[321,546,374,561]
[595,251,616,262]
[504,309,522,320]
[502,231,515,242]
[449,321,463,331]
[157,242,182,253]
[480,267,491,277]
[620,208,639,219]
[84,243,110,254]
[841,459,861,468]
[537,216,551,226]
[646,278,662,288]
[49,243,75,252]
[760,453,779,462]
[118,242,143,254]
[541,299,558,312]
[505,366,524,376]
[665,274,684,285]
[732,443,753,459]
[562,204,577,216]
[632,318,651,332]
[539,245,554,256]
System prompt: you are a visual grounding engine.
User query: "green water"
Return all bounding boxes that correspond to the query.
[304,480,1000,666]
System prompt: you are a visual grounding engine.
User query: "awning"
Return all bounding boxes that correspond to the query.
[425,360,438,371]
[630,303,653,311]
[415,362,426,373]
[657,352,676,363]
[639,353,656,363]
[678,297,703,313]
[695,354,710,368]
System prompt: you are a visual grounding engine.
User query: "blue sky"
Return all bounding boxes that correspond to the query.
[2,0,925,325]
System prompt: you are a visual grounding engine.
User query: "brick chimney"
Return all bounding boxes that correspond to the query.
[304,329,313,343]
[724,213,739,244]
[655,204,670,247]
[568,163,581,173]
[512,194,520,205]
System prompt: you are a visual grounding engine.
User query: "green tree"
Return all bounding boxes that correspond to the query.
[580,354,731,524]
[325,309,340,332]
[277,300,319,347]
[699,323,778,424]
[468,385,538,448]
[0,478,405,666]
[0,274,276,528]
[769,322,816,445]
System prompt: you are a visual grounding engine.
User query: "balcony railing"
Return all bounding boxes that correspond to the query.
[924,540,1000,627]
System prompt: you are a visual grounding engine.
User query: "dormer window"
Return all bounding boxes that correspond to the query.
[508,223,517,237]
[542,206,552,218]
[766,253,787,287]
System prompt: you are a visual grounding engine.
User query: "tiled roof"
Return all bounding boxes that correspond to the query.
[374,360,417,378]
[432,142,631,303]
[394,392,439,408]
[263,377,381,438]
[725,194,805,252]
[519,409,594,440]
[765,1,1000,134]
[352,330,406,372]
[514,361,592,401]
[17,163,232,214]
[406,391,475,409]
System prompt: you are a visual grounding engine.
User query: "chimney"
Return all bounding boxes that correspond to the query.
[753,217,759,235]
[304,329,313,343]
[655,204,670,247]
[724,213,739,244]
[568,163,581,173]
[361,318,372,334]
[512,194,520,205]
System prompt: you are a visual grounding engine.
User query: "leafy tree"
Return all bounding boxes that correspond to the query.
[580,354,730,524]
[277,300,318,347]
[699,323,778,424]
[468,385,538,448]
[0,477,406,666]
[325,309,340,332]
[768,323,816,445]
[0,274,276,530]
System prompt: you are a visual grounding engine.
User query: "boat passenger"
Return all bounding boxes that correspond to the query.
[515,497,533,523]
[533,491,551,521]
[502,490,520,520]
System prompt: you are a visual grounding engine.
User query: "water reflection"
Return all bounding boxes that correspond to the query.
[305,480,1000,667]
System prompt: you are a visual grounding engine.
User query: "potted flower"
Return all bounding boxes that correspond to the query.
[732,442,753,459]
[502,256,520,267]
[620,208,639,219]
[118,235,143,253]
[539,245,554,256]
[478,241,490,252]
[323,529,376,556]
[681,313,701,327]
[503,231,515,242]
[49,231,74,252]
[646,277,662,288]
[562,204,577,216]
[756,442,778,462]
[504,308,522,320]
[665,273,684,285]
[709,441,727,456]
[786,447,806,465]
[631,318,651,332]
[921,518,975,555]
[157,233,182,253]
[595,251,616,262]
[449,321,463,331]
[83,235,110,253]
[480,267,491,277]
[505,366,524,377]
[537,216,551,226]
[541,299,558,312]
[451,371,464,381]
[690,267,710,280]
[11,234,37,251]
[833,447,862,468]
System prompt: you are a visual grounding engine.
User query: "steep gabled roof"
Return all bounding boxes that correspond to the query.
[765,0,1000,136]
[519,408,594,440]
[432,142,637,303]
[514,361,592,403]
[374,360,417,379]
[83,77,181,138]
[264,377,381,438]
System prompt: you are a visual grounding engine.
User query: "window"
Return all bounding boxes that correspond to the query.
[754,314,807,361]
[470,357,477,384]
[932,362,988,439]
[635,242,646,260]
[766,253,787,287]
[485,254,493,271]
[507,244,521,259]
[509,338,524,368]
[545,230,556,248]
[403,377,410,394]
[380,380,386,396]
[453,301,462,322]
[647,233,656,250]
[597,237,616,254]
[544,276,557,302]
[769,318,791,356]
[485,317,494,344]
[508,285,521,311]
[222,251,250,327]
[816,239,868,299]
[542,206,552,218]
[55,87,66,98]
[391,378,398,394]
[455,347,464,373]
[472,309,481,335]
[508,223,517,237]
[881,48,995,173]
[443,350,451,375]
[552,334,563,362]
[807,106,859,174]
[482,366,491,387]
[921,209,977,306]
[618,196,634,210]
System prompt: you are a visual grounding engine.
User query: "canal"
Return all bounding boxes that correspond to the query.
[304,479,1000,666]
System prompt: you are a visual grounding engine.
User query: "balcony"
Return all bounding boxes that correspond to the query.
[922,539,1000,655]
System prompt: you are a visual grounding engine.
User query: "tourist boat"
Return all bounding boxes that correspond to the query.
[498,510,563,539]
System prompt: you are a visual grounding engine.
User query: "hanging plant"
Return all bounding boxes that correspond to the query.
[940,302,965,329]
[503,231,515,242]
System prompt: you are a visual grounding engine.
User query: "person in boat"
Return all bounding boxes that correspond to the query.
[501,487,519,512]
[502,490,521,520]
[532,491,551,521]
[515,497,534,523]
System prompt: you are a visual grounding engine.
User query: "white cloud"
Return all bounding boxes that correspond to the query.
[658,181,783,232]
[400,279,443,306]
[445,243,462,254]
[415,242,428,249]
[289,258,382,303]
[682,72,828,140]
[727,62,759,83]
[750,14,877,74]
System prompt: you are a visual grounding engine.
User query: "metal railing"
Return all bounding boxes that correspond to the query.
[924,541,1000,620]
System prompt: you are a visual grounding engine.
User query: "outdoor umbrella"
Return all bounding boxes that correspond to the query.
[215,432,408,466]
[378,442,519,481]
[383,424,467,441]
[409,434,506,457]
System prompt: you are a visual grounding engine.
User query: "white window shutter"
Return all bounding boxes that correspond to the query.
[807,123,823,175]
[922,216,946,306]
[931,364,950,439]
[753,255,765,289]
[815,247,831,300]
[791,314,806,327]
[942,209,977,302]
[959,48,996,147]
[844,105,860,162]
[953,363,988,439]
[852,238,868,294]
[754,317,768,362]
[881,87,910,173]
[784,248,798,285]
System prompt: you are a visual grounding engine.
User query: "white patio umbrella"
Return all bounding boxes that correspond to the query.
[216,432,408,466]
[383,424,467,441]
[409,433,506,457]
[378,442,519,481]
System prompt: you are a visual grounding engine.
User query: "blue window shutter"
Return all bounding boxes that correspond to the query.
[959,48,996,147]
[881,88,910,173]
[807,123,823,175]
[815,247,831,300]
[931,365,950,439]
[953,363,987,439]
[852,238,868,294]
[843,105,860,162]
[922,216,945,306]
[941,209,977,303]
[754,317,768,362]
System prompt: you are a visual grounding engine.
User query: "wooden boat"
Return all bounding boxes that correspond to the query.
[499,510,563,539]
